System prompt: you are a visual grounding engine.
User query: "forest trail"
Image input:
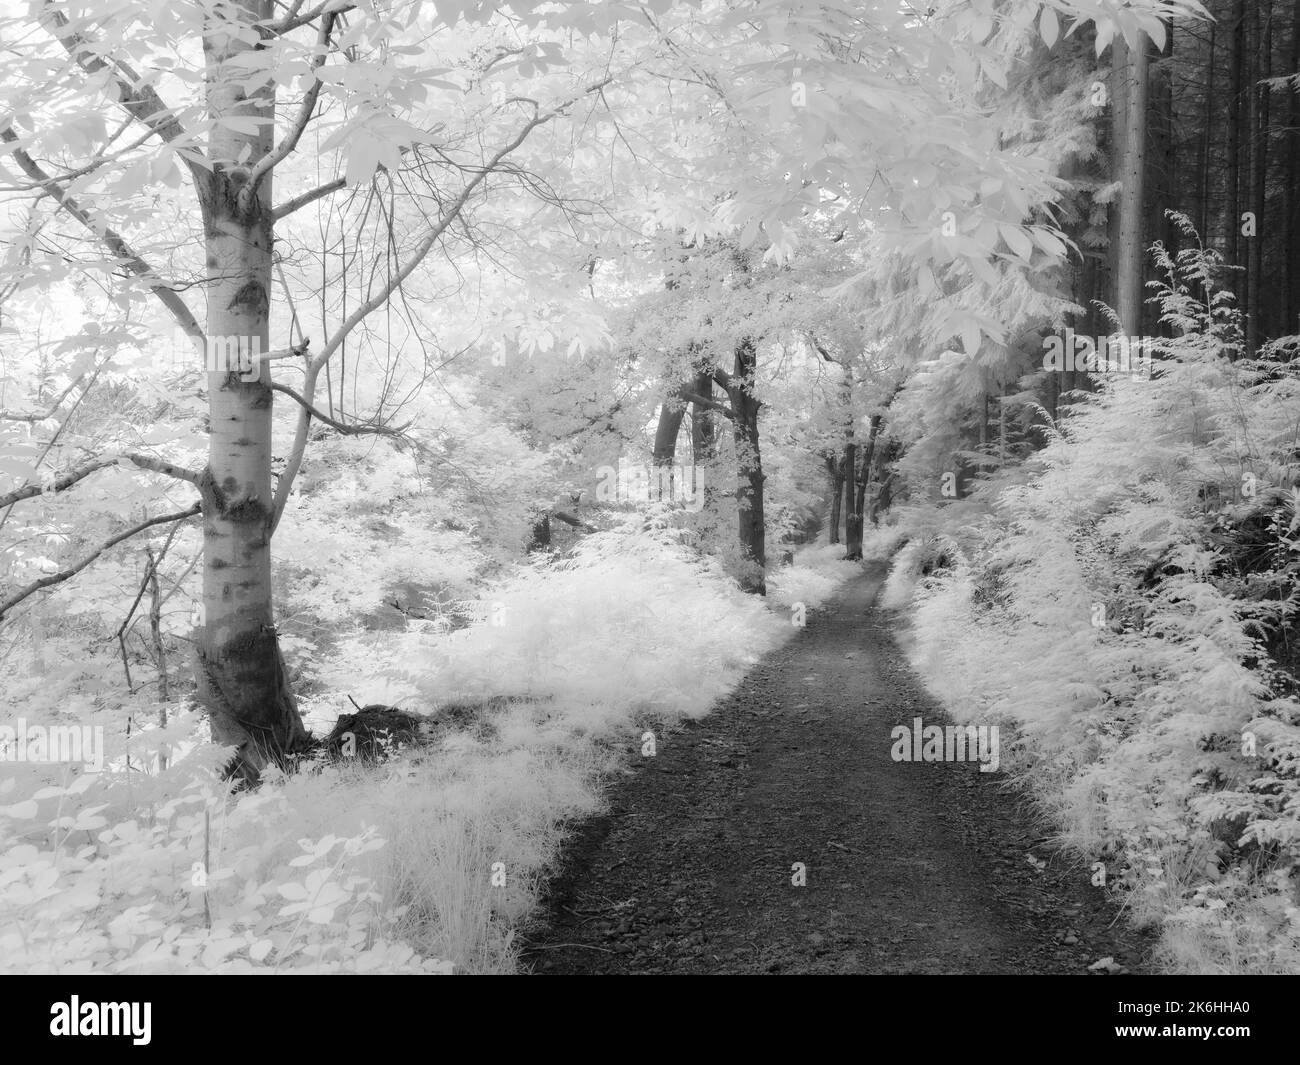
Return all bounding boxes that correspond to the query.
[522,563,1151,975]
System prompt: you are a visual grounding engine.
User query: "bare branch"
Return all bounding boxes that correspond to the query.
[123,453,205,485]
[270,78,614,531]
[0,503,201,623]
[550,509,596,533]
[0,128,204,342]
[680,392,734,419]
[270,0,354,34]
[244,11,339,206]
[806,333,836,362]
[313,82,615,374]
[0,127,157,193]
[272,176,347,220]
[42,6,205,176]
[268,381,408,438]
[0,452,202,511]
[0,374,85,423]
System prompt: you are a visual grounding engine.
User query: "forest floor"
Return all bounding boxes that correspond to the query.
[520,562,1153,975]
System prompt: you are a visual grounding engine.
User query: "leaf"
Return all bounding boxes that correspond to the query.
[1040,6,1060,48]
[1145,16,1167,53]
[1032,228,1067,259]
[345,133,383,186]
[218,115,268,135]
[968,252,1000,287]
[1094,21,1115,57]
[917,264,937,298]
[1001,224,1033,261]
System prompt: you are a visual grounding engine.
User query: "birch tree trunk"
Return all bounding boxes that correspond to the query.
[195,0,308,780]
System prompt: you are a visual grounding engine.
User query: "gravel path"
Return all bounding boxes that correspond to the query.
[522,564,1151,975]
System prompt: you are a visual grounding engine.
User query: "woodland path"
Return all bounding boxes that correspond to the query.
[521,563,1151,975]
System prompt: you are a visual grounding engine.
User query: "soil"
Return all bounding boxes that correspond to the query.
[521,563,1154,975]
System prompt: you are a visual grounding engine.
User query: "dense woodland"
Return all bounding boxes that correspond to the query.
[1,0,1298,977]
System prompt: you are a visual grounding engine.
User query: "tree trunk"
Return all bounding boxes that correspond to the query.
[1227,0,1246,314]
[1152,21,1176,322]
[652,388,686,499]
[1198,22,1215,244]
[1247,1,1272,356]
[998,382,1006,467]
[825,453,843,544]
[1107,30,1129,339]
[196,0,308,781]
[1114,33,1149,336]
[842,435,859,559]
[1288,0,1300,332]
[849,412,883,557]
[729,339,765,594]
[690,368,716,509]
[837,363,857,555]
[868,439,900,525]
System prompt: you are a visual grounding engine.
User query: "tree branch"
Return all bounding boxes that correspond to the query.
[123,453,205,485]
[311,78,614,376]
[807,333,836,363]
[0,128,204,342]
[0,127,157,193]
[268,382,408,438]
[244,11,339,207]
[0,374,85,423]
[0,503,201,623]
[42,6,205,177]
[680,392,734,419]
[271,77,614,530]
[550,509,596,533]
[272,176,347,220]
[269,0,354,33]
[0,452,203,511]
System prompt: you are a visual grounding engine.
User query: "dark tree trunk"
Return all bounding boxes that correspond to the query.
[690,368,716,509]
[849,411,884,558]
[728,339,765,594]
[868,439,901,525]
[1288,0,1300,331]
[652,388,686,498]
[842,438,859,559]
[1247,1,1272,355]
[826,453,843,544]
[1198,23,1215,244]
[1227,0,1246,312]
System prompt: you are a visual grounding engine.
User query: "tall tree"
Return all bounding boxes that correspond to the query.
[1113,32,1150,334]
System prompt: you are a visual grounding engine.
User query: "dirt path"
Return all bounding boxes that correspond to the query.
[521,564,1152,975]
